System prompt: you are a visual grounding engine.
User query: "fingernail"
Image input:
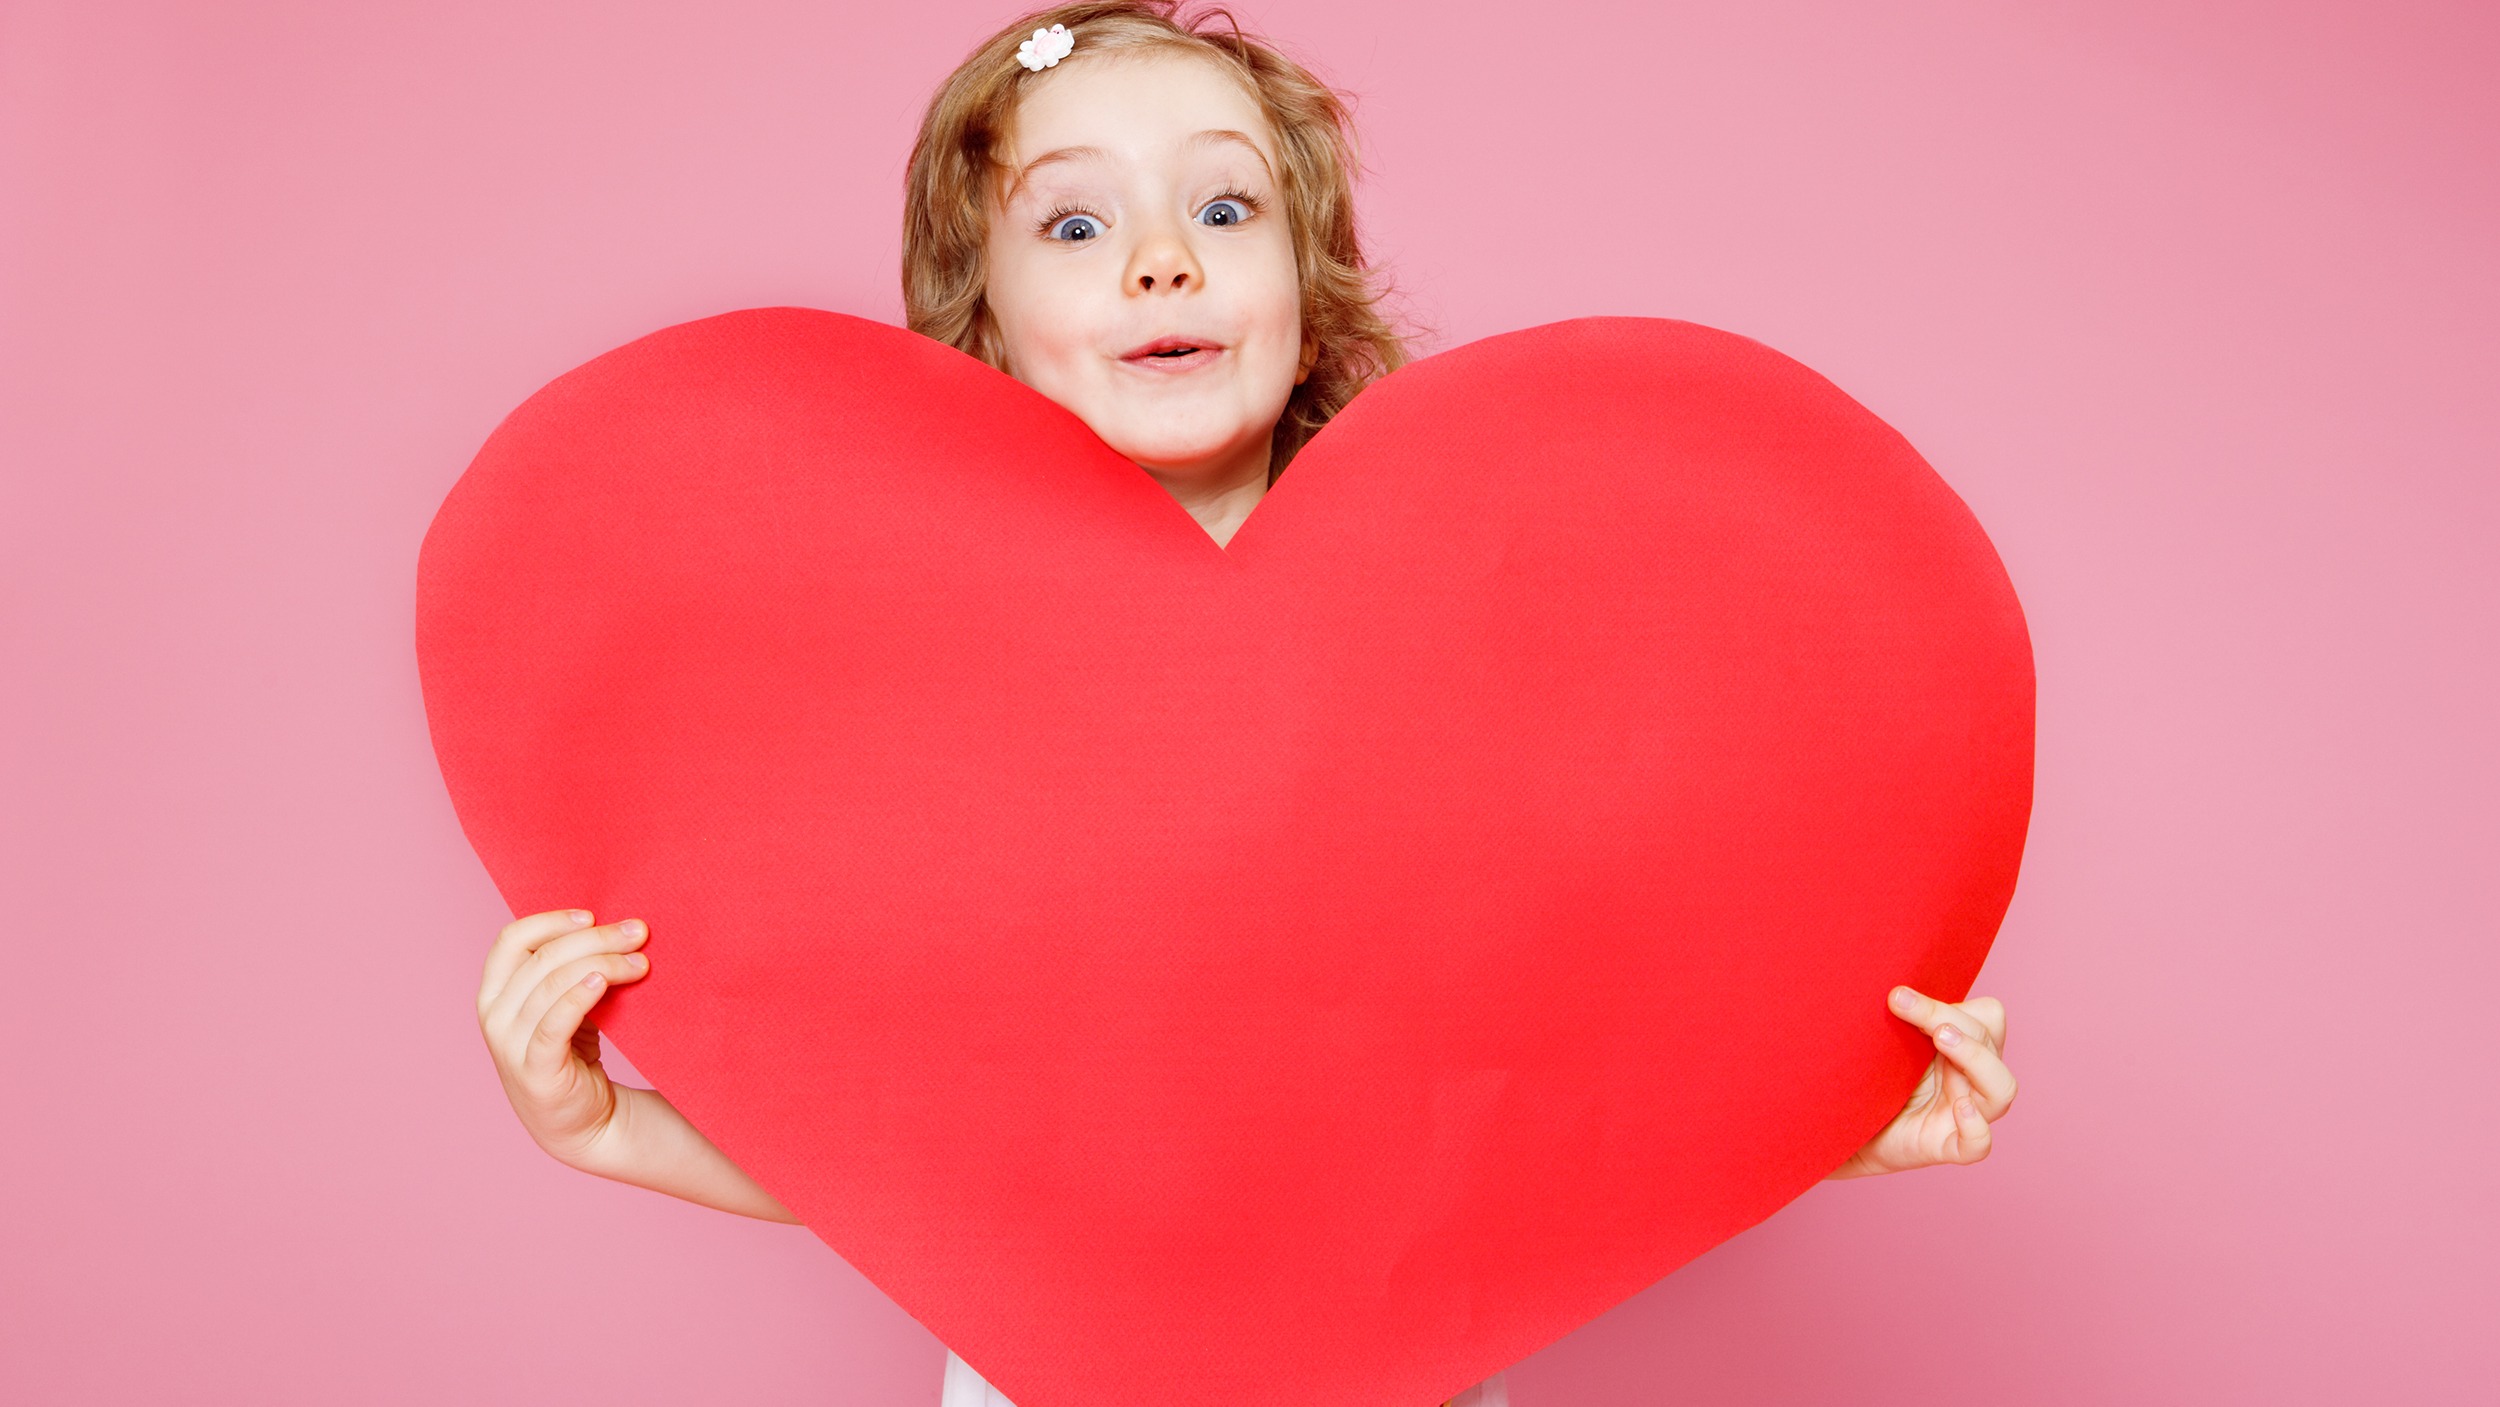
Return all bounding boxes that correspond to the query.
[621,919,645,939]
[583,971,605,989]
[571,910,594,924]
[624,953,647,971]
[1889,987,1915,1012]
[1937,1024,1963,1047]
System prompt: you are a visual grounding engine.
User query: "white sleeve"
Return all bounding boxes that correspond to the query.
[941,1347,1510,1406]
[942,1348,1019,1407]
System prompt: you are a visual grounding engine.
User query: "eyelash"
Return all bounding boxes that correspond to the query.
[1034,187,1266,239]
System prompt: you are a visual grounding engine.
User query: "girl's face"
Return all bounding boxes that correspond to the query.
[983,50,1309,485]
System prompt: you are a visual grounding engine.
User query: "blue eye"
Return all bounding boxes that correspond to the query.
[1197,197,1252,227]
[1046,212,1105,241]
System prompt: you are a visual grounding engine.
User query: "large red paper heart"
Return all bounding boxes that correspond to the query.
[418,310,2031,1407]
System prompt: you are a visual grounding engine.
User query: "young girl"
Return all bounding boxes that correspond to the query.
[471,5,2020,1403]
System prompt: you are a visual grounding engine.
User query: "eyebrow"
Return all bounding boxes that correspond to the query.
[1187,128,1276,179]
[1004,129,1276,204]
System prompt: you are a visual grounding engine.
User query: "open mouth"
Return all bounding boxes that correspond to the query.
[1121,336,1223,367]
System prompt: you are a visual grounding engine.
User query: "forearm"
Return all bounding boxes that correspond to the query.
[1824,1151,1876,1180]
[567,1084,803,1224]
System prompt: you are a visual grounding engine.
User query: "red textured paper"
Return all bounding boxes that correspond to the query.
[416,309,2032,1407]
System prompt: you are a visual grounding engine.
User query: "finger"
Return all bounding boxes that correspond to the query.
[1901,1054,1944,1114]
[1940,1060,1973,1109]
[1961,995,2008,1050]
[524,964,630,1082]
[1887,985,1956,1036]
[1947,1091,1993,1164]
[483,919,649,1036]
[480,909,594,1012]
[1932,1018,2019,1116]
[1888,986,1991,1048]
[506,950,650,1067]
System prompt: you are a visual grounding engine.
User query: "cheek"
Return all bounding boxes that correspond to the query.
[988,261,1101,381]
[1235,241,1304,352]
[1244,288,1306,399]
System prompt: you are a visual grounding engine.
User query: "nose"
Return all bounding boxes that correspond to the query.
[1123,217,1202,295]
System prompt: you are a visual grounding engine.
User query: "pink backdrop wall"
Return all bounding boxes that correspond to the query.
[5,1,2493,1402]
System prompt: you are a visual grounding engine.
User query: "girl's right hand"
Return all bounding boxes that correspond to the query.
[476,908,652,1169]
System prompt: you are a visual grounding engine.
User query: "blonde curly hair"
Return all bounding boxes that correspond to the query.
[902,0,1409,480]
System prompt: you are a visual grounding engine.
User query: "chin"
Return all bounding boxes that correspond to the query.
[1100,417,1257,473]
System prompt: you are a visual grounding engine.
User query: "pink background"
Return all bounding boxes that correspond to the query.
[4,1,2493,1403]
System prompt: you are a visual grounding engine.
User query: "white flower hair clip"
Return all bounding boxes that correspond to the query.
[1016,23,1075,72]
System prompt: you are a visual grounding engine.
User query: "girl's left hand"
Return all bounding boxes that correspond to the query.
[1827,986,2017,1179]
